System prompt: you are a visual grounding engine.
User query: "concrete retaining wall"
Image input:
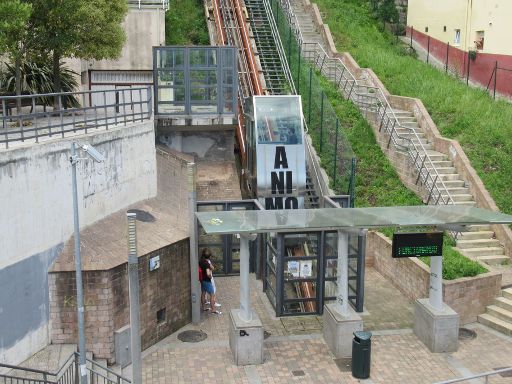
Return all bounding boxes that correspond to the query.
[0,121,157,365]
[366,231,502,324]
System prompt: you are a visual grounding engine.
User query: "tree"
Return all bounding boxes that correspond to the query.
[377,0,399,24]
[29,0,128,103]
[0,0,32,111]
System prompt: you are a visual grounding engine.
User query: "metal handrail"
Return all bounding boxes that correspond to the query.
[85,355,131,383]
[263,0,296,94]
[0,352,131,384]
[434,367,512,384]
[129,0,169,10]
[278,0,455,207]
[1,86,152,149]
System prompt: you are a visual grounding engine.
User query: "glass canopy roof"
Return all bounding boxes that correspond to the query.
[196,205,512,235]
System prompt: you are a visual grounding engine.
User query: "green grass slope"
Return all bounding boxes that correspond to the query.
[314,0,512,216]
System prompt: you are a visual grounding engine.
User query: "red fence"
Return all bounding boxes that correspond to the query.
[406,26,512,99]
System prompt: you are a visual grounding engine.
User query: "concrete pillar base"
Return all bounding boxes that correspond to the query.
[414,298,459,353]
[323,303,363,358]
[229,309,264,366]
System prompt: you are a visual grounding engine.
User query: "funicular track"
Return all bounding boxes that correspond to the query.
[211,0,320,314]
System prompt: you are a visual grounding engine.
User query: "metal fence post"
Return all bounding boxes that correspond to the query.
[308,67,312,124]
[333,119,339,185]
[467,51,471,85]
[494,61,498,99]
[127,213,142,384]
[320,90,324,153]
[427,36,430,64]
[445,42,449,73]
[288,26,292,63]
[410,26,413,48]
[297,44,301,94]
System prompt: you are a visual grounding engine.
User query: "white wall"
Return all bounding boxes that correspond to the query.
[0,120,156,365]
[0,121,156,269]
[90,8,165,71]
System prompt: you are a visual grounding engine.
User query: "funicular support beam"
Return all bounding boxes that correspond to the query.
[229,233,264,365]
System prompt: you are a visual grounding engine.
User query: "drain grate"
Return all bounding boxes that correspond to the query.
[334,358,352,372]
[177,330,207,343]
[493,367,512,378]
[458,328,477,340]
[127,209,156,223]
[291,370,305,377]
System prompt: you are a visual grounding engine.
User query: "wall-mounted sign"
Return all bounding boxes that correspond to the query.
[149,255,161,271]
[392,232,443,258]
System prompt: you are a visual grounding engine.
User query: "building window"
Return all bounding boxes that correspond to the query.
[425,27,428,33]
[454,29,461,45]
[443,26,447,32]
[157,308,166,324]
[475,31,484,50]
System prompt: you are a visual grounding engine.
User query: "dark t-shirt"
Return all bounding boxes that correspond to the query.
[200,259,211,282]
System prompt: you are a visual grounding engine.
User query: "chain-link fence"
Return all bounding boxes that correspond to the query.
[270,0,356,202]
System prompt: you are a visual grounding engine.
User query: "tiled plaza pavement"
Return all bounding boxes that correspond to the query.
[141,269,512,383]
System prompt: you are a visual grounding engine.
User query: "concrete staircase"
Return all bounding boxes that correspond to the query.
[478,288,512,336]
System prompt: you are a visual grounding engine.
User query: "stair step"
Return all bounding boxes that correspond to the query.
[478,313,512,336]
[487,305,512,322]
[459,230,495,240]
[425,150,448,161]
[495,296,512,312]
[456,238,501,249]
[453,201,476,206]
[443,186,470,195]
[446,194,474,202]
[468,224,492,232]
[438,173,463,181]
[477,255,510,265]
[454,246,504,257]
[503,288,512,300]
[437,180,466,188]
[425,166,457,174]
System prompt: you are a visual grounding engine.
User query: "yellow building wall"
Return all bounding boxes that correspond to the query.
[407,0,468,48]
[407,0,512,55]
[470,0,512,55]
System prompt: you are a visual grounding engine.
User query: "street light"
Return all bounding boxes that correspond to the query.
[70,142,105,384]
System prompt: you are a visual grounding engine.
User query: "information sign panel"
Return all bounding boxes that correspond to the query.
[392,232,443,258]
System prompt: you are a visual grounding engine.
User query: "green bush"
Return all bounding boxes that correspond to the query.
[165,0,209,45]
[420,236,487,280]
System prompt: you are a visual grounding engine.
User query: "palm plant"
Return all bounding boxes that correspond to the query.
[0,60,80,107]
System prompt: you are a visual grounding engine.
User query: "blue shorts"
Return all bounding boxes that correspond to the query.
[201,281,214,294]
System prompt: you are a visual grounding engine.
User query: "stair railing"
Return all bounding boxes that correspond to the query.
[277,0,455,207]
[0,352,130,384]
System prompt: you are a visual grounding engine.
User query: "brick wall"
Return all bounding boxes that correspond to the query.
[49,238,190,363]
[366,231,502,323]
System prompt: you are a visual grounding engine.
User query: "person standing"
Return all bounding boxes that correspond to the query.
[200,249,221,314]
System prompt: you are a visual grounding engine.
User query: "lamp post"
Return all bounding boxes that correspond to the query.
[70,142,105,384]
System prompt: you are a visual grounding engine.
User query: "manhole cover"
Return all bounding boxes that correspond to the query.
[458,328,477,340]
[264,330,271,339]
[493,367,512,378]
[177,330,207,343]
[334,358,352,372]
[292,370,305,377]
[127,209,156,223]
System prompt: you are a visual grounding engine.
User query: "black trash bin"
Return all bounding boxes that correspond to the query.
[352,331,372,379]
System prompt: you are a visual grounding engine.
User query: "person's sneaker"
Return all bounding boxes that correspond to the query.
[214,303,221,307]
[205,301,211,305]
[211,310,222,315]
